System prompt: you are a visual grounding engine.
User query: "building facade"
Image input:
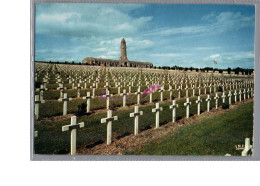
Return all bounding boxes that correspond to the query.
[82,38,153,68]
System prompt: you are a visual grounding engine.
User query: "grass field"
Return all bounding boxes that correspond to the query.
[34,91,242,154]
[124,101,253,156]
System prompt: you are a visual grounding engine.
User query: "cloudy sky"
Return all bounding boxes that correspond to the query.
[35,3,255,69]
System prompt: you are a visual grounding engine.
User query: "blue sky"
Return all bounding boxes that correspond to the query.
[35,3,255,69]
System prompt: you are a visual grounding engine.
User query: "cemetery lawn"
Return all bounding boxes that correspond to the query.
[124,101,253,156]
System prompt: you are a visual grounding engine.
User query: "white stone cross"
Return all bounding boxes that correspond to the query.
[104,82,110,92]
[128,83,132,93]
[228,91,232,105]
[57,83,67,98]
[101,110,118,145]
[195,96,202,115]
[120,89,129,107]
[177,86,181,98]
[169,85,173,99]
[192,85,195,96]
[185,85,189,97]
[238,89,242,102]
[76,83,82,98]
[159,86,164,101]
[251,88,253,98]
[62,116,84,155]
[152,103,163,128]
[233,90,237,103]
[221,92,226,103]
[149,91,153,103]
[247,88,250,99]
[198,84,201,95]
[206,94,211,112]
[35,95,45,120]
[241,138,253,156]
[130,106,143,135]
[214,93,219,109]
[243,89,246,100]
[90,83,97,98]
[209,83,212,94]
[135,86,142,105]
[84,78,88,89]
[103,90,113,110]
[58,93,72,115]
[169,100,178,122]
[36,85,48,101]
[204,84,207,95]
[184,97,192,118]
[117,82,123,94]
[83,92,91,113]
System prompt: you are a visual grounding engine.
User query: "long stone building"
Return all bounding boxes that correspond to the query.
[82,38,153,68]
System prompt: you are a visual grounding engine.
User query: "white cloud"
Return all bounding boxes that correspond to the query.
[209,54,221,59]
[145,11,254,37]
[36,4,153,37]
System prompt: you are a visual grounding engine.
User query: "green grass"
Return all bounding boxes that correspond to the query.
[34,92,241,154]
[124,101,253,156]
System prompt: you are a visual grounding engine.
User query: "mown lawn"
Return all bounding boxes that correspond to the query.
[34,92,240,154]
[124,101,253,156]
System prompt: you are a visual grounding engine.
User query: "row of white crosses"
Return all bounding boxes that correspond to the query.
[60,85,255,155]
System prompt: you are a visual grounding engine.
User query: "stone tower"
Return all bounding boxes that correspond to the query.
[119,38,128,62]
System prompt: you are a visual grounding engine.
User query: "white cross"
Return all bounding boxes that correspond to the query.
[243,89,246,100]
[90,83,97,98]
[204,84,207,94]
[228,91,232,105]
[130,106,143,135]
[241,138,253,156]
[251,88,254,97]
[214,93,219,109]
[84,78,88,89]
[169,100,178,122]
[58,93,72,115]
[57,83,67,98]
[104,82,110,92]
[102,90,113,110]
[247,88,250,99]
[152,103,163,128]
[206,94,211,112]
[83,92,91,113]
[192,85,195,96]
[222,92,226,103]
[184,97,192,118]
[101,110,118,145]
[233,90,237,103]
[185,85,189,97]
[177,86,181,98]
[62,116,84,155]
[135,86,142,105]
[238,90,242,102]
[120,89,129,107]
[159,86,164,101]
[195,96,202,115]
[117,83,122,94]
[36,84,48,101]
[35,95,45,120]
[76,83,82,98]
[169,85,173,99]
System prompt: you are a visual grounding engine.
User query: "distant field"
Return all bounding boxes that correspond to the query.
[124,101,253,156]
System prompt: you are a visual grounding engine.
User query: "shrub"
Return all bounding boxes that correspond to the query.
[218,86,223,92]
[76,103,87,116]
[222,103,229,109]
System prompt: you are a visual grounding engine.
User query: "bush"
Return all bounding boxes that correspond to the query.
[222,103,229,109]
[76,103,87,116]
[218,86,223,92]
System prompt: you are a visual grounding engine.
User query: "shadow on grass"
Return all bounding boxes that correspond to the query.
[116,132,131,140]
[85,140,105,148]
